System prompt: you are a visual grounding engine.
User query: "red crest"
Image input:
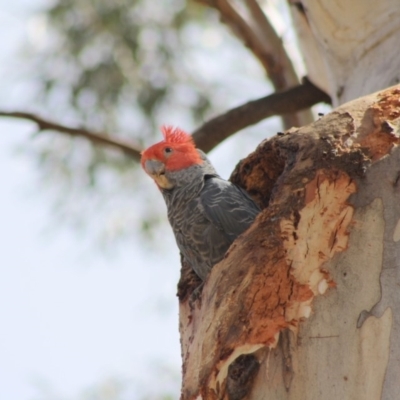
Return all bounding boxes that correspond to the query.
[161,126,193,144]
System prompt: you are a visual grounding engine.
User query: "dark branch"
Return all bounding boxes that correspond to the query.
[0,79,330,159]
[192,78,331,153]
[197,0,314,129]
[0,111,142,160]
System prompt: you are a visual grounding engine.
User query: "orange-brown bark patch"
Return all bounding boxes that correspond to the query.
[376,88,400,121]
[281,170,356,322]
[359,87,400,161]
[231,138,285,209]
[291,283,314,302]
[360,129,399,161]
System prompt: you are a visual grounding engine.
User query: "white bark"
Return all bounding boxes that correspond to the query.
[289,0,400,105]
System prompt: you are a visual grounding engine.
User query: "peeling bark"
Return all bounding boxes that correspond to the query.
[178,85,400,399]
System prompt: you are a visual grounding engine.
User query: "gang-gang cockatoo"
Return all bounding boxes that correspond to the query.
[141,126,260,281]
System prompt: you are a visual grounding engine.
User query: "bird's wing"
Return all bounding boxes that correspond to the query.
[200,177,261,243]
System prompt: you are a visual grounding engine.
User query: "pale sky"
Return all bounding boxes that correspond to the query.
[0,125,184,400]
[0,3,182,398]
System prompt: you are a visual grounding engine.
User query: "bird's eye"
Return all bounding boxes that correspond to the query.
[164,147,173,155]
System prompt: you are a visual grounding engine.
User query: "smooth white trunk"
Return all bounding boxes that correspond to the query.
[290,0,400,105]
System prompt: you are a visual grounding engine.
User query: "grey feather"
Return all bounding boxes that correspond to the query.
[200,177,260,243]
[161,155,260,281]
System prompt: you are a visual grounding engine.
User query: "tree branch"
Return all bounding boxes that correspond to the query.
[244,0,298,89]
[0,111,142,160]
[0,79,330,159]
[192,78,331,153]
[198,0,314,128]
[200,0,279,83]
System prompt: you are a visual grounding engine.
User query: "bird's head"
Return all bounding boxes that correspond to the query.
[141,126,203,189]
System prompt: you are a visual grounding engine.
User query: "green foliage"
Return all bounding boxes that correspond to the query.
[33,0,217,136]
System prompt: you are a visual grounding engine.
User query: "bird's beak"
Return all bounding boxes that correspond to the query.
[144,159,173,189]
[144,159,165,176]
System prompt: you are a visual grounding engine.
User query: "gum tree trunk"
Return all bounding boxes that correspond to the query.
[289,0,400,105]
[178,85,400,399]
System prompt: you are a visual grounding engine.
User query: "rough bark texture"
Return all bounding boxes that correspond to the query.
[178,85,400,399]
